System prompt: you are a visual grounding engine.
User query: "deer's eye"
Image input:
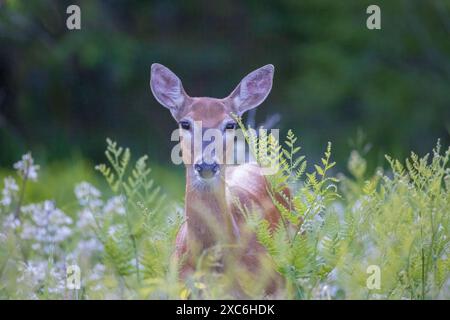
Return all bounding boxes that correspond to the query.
[180,121,191,130]
[225,122,237,130]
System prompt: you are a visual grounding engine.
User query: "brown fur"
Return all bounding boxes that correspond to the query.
[176,162,286,297]
[174,99,283,251]
[151,63,284,297]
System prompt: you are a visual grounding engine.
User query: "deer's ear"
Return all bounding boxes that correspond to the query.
[226,64,274,115]
[150,63,188,118]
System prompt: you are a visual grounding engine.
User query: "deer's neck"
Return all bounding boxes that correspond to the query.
[184,169,237,252]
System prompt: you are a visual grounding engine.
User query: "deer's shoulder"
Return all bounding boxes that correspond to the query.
[226,163,273,209]
[227,162,266,191]
[226,163,281,230]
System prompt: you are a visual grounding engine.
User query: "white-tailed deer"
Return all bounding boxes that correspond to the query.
[150,63,287,297]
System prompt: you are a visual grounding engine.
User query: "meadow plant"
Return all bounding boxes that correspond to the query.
[0,133,448,299]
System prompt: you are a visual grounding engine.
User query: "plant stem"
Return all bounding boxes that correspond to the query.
[14,168,28,220]
[13,166,29,262]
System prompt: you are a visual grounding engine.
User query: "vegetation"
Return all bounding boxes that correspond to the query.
[0,0,448,300]
[0,129,448,299]
[1,1,449,169]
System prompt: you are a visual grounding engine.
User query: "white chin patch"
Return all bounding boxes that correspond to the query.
[192,175,220,191]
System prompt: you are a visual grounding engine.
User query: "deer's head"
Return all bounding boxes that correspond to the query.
[150,63,274,186]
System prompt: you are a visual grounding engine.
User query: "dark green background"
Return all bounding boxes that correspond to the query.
[1,0,449,174]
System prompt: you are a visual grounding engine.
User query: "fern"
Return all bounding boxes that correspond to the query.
[96,138,131,193]
[104,229,134,277]
[233,118,341,298]
[95,139,179,288]
[339,140,450,299]
[1,131,448,300]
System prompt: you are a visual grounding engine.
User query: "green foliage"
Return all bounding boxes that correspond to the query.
[235,118,449,299]
[95,139,180,285]
[0,139,182,299]
[0,134,448,299]
[338,141,450,299]
[236,118,341,298]
[1,1,449,168]
[103,229,134,277]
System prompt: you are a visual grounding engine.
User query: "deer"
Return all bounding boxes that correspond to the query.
[150,63,287,297]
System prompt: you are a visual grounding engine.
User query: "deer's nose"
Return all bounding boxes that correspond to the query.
[194,162,220,179]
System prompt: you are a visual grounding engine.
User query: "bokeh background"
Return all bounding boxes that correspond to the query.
[1,0,449,198]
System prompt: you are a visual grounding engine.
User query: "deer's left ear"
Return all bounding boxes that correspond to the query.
[225,64,274,115]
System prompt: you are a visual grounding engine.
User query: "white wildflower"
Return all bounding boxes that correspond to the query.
[89,263,106,282]
[13,153,40,181]
[78,238,103,253]
[46,267,66,295]
[1,176,19,207]
[17,260,66,297]
[21,201,72,252]
[69,238,103,260]
[91,283,104,292]
[75,182,102,207]
[103,195,126,216]
[17,260,47,288]
[81,263,106,293]
[75,193,126,233]
[351,199,363,213]
[2,213,21,231]
[107,225,119,239]
[76,208,97,230]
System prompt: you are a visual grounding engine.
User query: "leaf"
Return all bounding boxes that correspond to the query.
[315,165,324,176]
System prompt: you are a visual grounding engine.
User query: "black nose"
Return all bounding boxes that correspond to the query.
[194,162,220,178]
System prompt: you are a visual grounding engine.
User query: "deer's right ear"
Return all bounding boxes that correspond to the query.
[150,63,188,118]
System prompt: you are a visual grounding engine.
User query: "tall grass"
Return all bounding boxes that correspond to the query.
[0,131,448,299]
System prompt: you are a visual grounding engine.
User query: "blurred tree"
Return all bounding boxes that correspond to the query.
[0,0,449,172]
